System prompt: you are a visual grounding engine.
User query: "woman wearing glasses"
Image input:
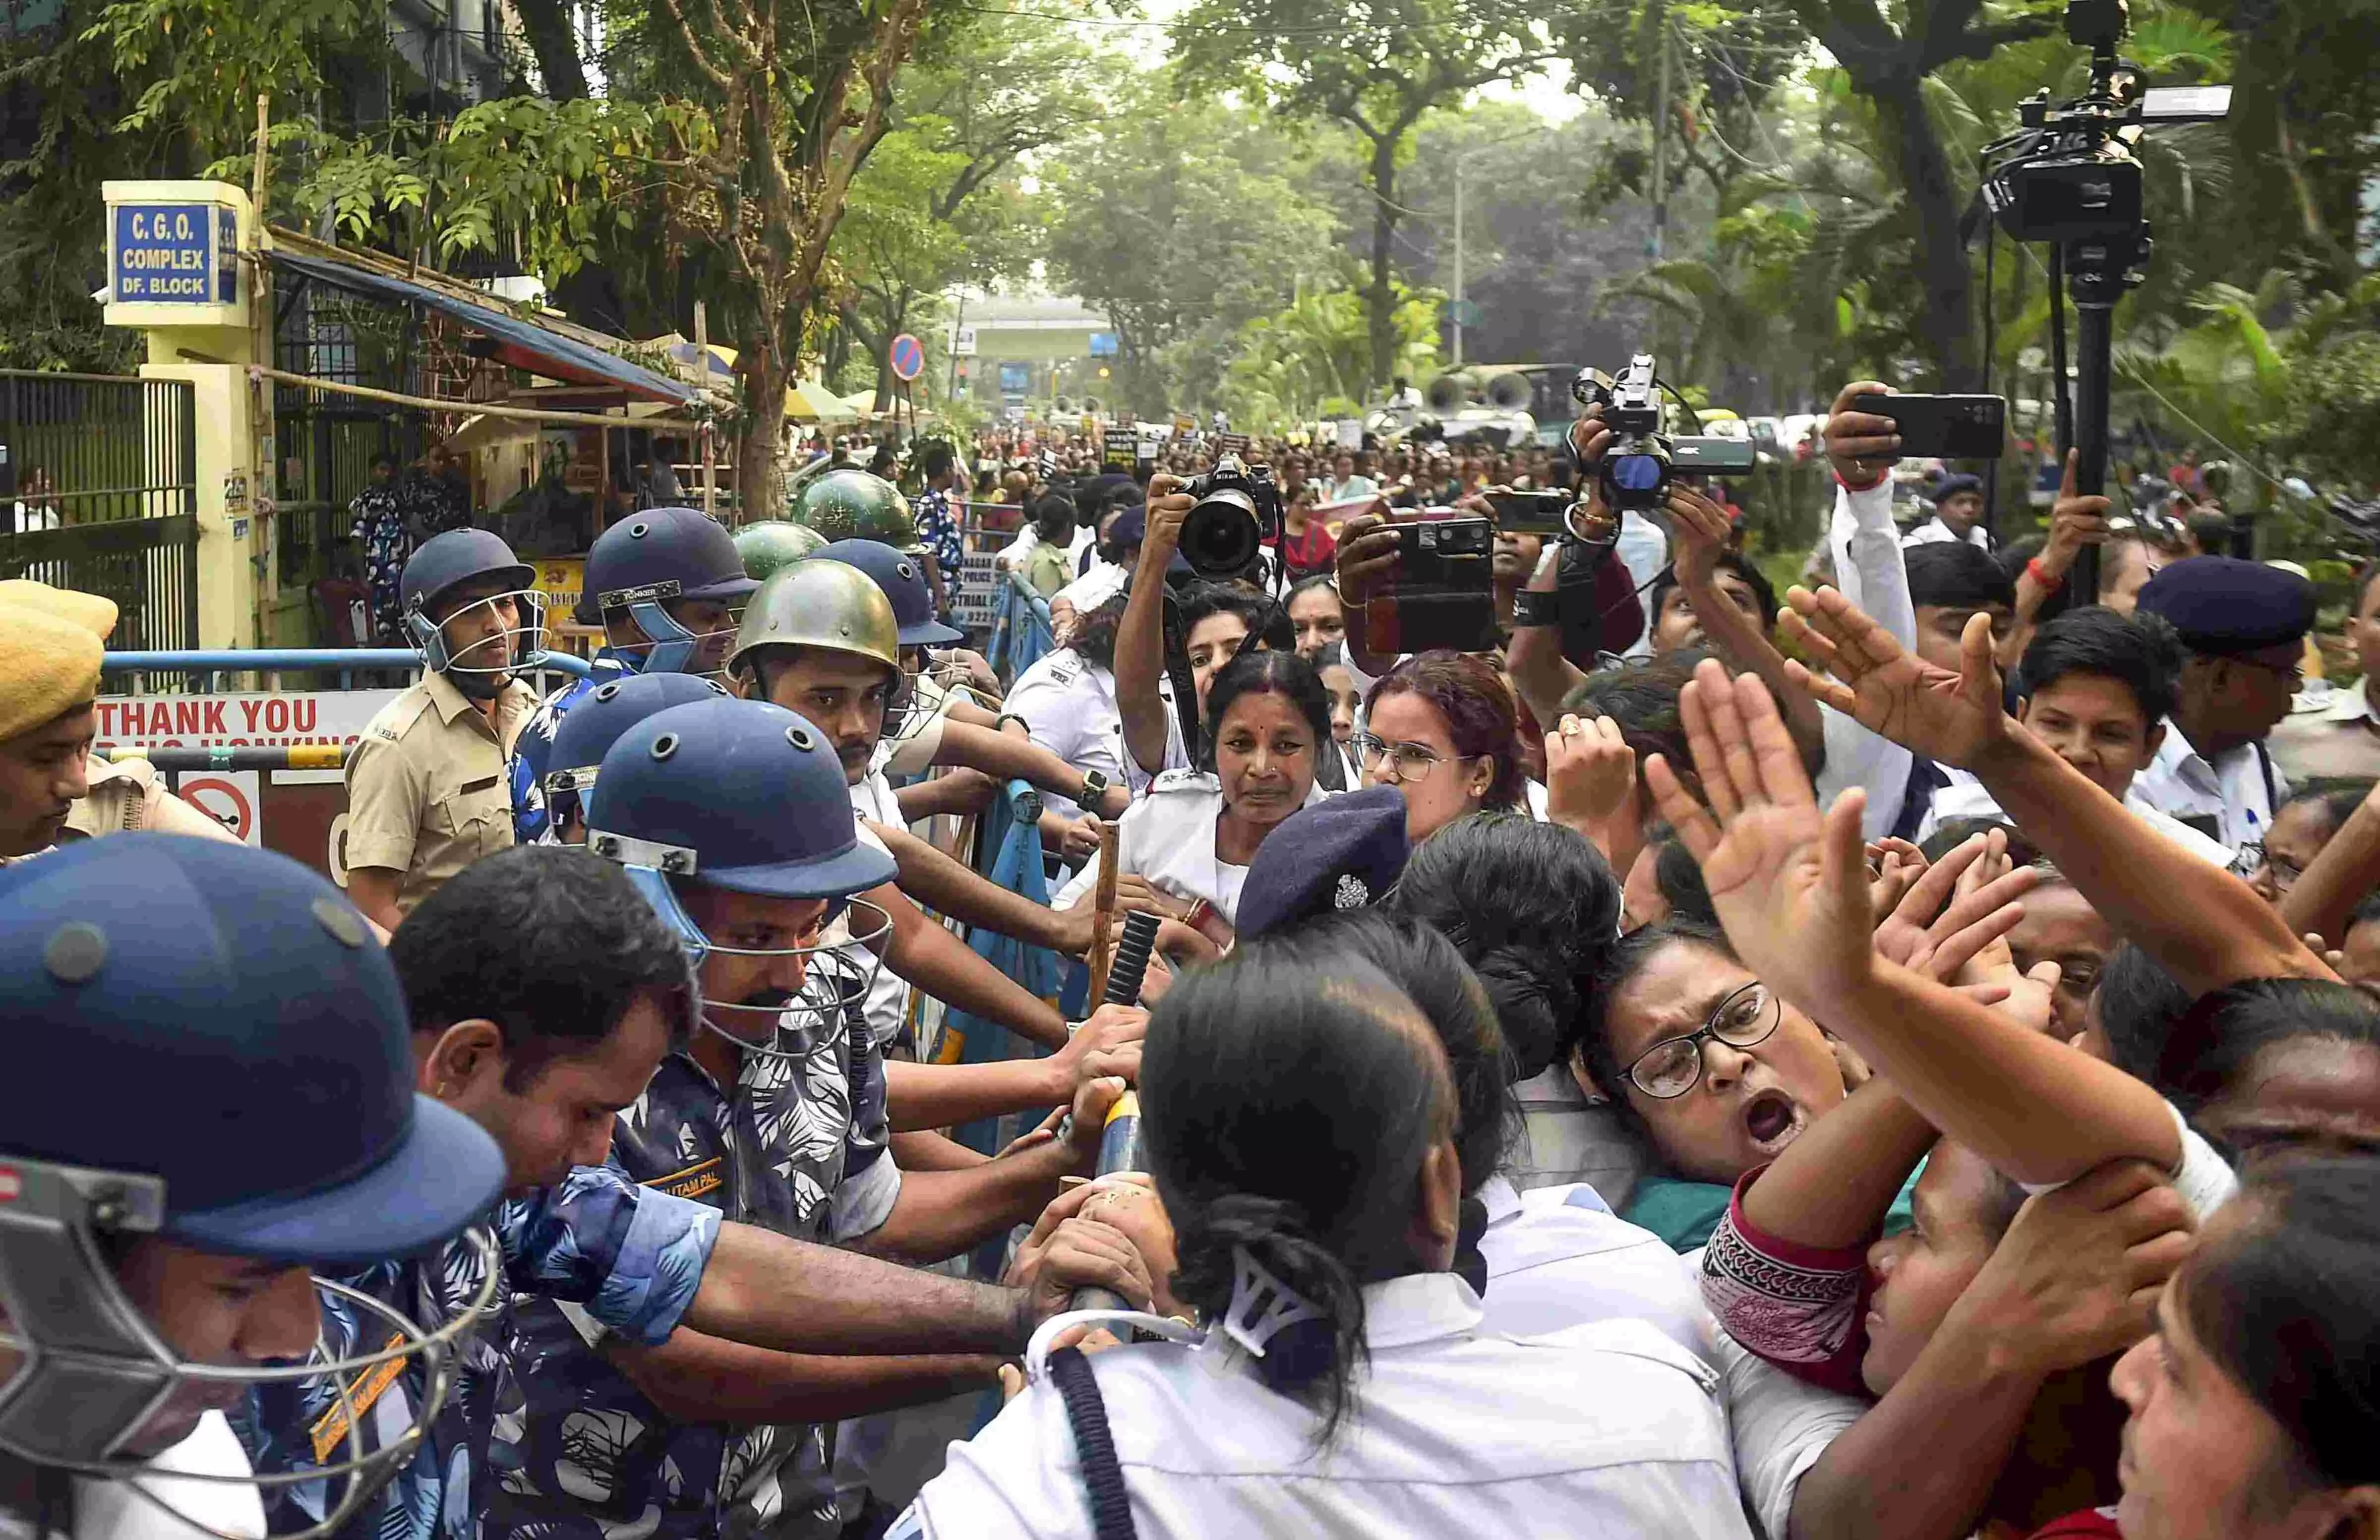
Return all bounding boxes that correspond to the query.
[1358,651,1528,844]
[1571,918,1853,1250]
[1054,649,1334,941]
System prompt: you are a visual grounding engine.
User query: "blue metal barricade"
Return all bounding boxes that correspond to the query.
[100,648,593,678]
[987,572,1054,680]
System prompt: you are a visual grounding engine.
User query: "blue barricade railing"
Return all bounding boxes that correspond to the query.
[988,572,1054,680]
[99,649,594,678]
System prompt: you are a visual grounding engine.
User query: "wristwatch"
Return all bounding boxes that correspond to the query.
[1079,768,1112,808]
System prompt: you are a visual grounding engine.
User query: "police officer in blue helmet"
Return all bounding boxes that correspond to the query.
[532,671,727,845]
[508,507,758,844]
[0,835,507,1540]
[494,698,1143,1540]
[345,529,545,930]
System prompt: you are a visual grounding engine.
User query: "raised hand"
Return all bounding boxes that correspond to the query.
[1642,658,1875,1013]
[1871,828,2037,988]
[1544,713,1638,833]
[1822,380,1901,490]
[1666,483,1730,592]
[1332,500,1401,605]
[1779,585,2016,771]
[1941,1160,2195,1376]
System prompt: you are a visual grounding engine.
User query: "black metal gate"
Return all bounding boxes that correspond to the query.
[0,371,199,649]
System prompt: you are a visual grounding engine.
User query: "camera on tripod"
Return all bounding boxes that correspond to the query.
[1572,354,1757,513]
[1179,453,1283,579]
[1974,0,2229,596]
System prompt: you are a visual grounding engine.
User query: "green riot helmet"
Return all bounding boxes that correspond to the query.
[732,520,828,583]
[729,555,904,686]
[789,469,919,548]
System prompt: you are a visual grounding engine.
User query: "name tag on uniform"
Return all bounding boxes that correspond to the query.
[308,1331,408,1462]
[644,1155,724,1201]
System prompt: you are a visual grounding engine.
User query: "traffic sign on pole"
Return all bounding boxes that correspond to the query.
[889,333,926,382]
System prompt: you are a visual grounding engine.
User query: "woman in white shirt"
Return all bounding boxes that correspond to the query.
[1054,649,1333,936]
[896,936,1752,1540]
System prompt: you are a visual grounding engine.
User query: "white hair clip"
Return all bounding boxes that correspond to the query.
[1221,1245,1321,1359]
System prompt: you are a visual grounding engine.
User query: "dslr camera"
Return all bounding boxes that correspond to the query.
[1573,353,1756,513]
[1179,453,1283,579]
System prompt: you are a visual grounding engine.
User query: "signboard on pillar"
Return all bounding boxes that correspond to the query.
[101,180,252,330]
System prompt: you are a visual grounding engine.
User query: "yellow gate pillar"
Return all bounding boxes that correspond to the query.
[101,179,265,650]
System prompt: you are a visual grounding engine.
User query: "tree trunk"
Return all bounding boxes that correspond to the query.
[512,0,590,101]
[1873,76,1979,390]
[738,318,792,520]
[1366,132,1400,399]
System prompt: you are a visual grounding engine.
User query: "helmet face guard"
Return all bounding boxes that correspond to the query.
[405,586,548,695]
[599,580,744,678]
[0,1157,499,1540]
[600,845,893,1063]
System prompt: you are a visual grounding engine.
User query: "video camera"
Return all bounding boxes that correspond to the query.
[1572,355,1756,514]
[1179,452,1283,579]
[1973,0,2230,597]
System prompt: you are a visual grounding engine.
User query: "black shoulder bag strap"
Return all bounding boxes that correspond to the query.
[1048,1345,1138,1540]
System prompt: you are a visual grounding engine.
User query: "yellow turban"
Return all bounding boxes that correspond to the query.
[0,579,118,640]
[0,602,104,742]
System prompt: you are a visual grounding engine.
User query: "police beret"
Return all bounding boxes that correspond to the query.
[2134,556,2316,655]
[1932,473,1984,503]
[1106,504,1147,547]
[0,601,103,742]
[0,579,117,640]
[1236,785,1410,939]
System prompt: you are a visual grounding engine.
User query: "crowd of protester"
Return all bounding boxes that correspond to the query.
[2,374,2377,1540]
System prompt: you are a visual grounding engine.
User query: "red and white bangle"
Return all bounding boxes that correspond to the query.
[2026,557,2067,593]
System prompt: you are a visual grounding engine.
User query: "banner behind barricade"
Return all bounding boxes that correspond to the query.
[94,688,400,879]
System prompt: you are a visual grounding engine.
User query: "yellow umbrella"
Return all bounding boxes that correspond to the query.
[783,378,857,422]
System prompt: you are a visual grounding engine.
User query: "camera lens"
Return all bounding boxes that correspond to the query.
[1183,489,1260,577]
[1610,455,1666,494]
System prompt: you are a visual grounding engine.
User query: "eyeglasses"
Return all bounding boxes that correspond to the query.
[1621,980,1782,1099]
[1353,733,1462,784]
[2234,839,2304,893]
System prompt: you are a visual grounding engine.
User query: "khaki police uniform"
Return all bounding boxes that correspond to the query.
[342,670,535,914]
[64,756,240,843]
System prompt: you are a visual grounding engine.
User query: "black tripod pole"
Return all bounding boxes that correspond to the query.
[2070,288,2114,604]
[2063,225,2148,604]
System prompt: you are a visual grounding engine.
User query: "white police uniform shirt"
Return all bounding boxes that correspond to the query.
[1901,514,1990,550]
[1051,559,1129,618]
[1003,648,1134,820]
[1919,768,2236,866]
[1475,1178,1863,1540]
[2133,721,2285,855]
[894,1273,1754,1540]
[8,1411,269,1540]
[1052,769,1330,926]
[1821,476,1919,839]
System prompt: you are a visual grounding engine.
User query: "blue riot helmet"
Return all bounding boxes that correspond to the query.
[813,539,965,648]
[541,672,729,842]
[0,836,505,1534]
[399,529,544,697]
[811,537,968,742]
[587,697,896,1056]
[579,507,760,675]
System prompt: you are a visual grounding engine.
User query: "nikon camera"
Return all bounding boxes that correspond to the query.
[1179,453,1284,579]
[1573,354,1756,512]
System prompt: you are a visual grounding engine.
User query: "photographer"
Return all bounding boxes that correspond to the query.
[1496,405,1824,774]
[1112,471,1293,784]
